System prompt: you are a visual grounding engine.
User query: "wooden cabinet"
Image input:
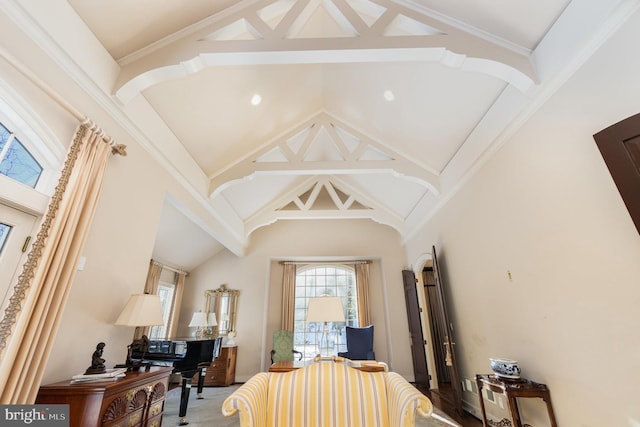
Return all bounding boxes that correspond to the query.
[199,346,237,386]
[36,366,172,427]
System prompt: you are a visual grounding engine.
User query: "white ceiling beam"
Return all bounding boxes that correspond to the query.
[115,41,534,104]
[208,112,440,198]
[114,0,536,103]
[245,208,403,237]
[243,175,404,237]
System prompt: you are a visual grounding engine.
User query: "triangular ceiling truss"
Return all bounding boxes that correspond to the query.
[115,0,536,103]
[244,175,405,236]
[279,179,372,212]
[211,111,434,238]
[209,111,440,197]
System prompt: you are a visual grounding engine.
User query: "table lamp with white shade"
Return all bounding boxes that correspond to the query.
[188,311,218,339]
[306,296,345,357]
[115,293,164,370]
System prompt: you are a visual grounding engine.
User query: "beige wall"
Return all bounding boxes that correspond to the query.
[405,8,640,426]
[182,219,414,382]
[0,13,238,384]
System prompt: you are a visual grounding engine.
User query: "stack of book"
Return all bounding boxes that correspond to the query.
[70,368,127,383]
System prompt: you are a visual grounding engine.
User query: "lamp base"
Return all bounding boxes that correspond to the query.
[319,322,333,358]
[116,335,152,371]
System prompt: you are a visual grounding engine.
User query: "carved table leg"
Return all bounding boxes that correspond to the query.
[507,395,522,427]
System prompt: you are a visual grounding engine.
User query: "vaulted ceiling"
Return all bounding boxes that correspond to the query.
[27,0,626,268]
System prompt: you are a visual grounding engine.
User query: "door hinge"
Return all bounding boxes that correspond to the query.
[423,340,427,345]
[21,236,31,253]
[419,307,423,312]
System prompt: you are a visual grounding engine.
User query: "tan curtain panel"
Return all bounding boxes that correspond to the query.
[166,271,186,339]
[134,261,163,339]
[145,261,163,294]
[281,263,296,332]
[355,262,371,327]
[0,124,121,403]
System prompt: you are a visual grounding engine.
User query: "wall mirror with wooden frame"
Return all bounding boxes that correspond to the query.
[204,285,239,336]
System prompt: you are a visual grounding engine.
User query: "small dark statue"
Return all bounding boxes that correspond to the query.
[84,342,107,375]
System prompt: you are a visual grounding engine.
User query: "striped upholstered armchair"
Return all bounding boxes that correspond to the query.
[222,359,437,427]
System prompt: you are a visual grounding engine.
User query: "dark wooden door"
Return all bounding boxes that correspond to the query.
[402,269,430,387]
[423,267,450,384]
[432,246,463,414]
[593,112,640,234]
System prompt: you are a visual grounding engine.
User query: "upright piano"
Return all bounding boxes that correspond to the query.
[132,338,222,425]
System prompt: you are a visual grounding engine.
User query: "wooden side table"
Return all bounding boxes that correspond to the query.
[475,374,558,427]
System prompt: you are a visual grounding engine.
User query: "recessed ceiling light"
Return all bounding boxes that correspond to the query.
[250,94,262,106]
[383,90,395,101]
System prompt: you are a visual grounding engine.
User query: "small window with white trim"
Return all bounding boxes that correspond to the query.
[0,122,42,188]
[149,282,176,340]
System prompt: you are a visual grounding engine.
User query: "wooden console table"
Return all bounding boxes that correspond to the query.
[475,374,558,427]
[36,366,172,427]
[269,359,387,373]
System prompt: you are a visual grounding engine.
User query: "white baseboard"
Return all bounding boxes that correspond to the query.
[462,397,483,420]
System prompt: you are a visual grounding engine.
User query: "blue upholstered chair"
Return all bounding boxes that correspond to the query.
[338,325,375,360]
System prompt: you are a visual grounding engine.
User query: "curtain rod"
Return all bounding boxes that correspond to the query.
[0,46,126,156]
[152,260,188,276]
[279,260,371,265]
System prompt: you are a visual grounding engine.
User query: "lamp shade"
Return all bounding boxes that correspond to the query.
[207,312,218,326]
[115,294,164,327]
[306,296,345,322]
[188,311,208,328]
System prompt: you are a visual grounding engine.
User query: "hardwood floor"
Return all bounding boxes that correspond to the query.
[415,383,483,427]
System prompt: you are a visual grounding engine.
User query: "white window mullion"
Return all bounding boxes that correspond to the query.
[0,133,15,163]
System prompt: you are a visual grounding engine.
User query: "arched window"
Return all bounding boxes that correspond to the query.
[0,121,42,188]
[0,93,65,198]
[293,265,358,358]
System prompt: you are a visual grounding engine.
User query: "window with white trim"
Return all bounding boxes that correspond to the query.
[0,95,65,197]
[149,282,176,340]
[293,265,359,358]
[0,121,42,188]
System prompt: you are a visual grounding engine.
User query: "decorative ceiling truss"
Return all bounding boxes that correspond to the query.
[114,0,537,103]
[244,175,405,235]
[209,111,440,197]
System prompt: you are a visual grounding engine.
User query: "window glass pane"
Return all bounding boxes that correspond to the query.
[149,283,175,339]
[0,123,9,152]
[0,223,11,254]
[293,265,357,358]
[0,136,42,188]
